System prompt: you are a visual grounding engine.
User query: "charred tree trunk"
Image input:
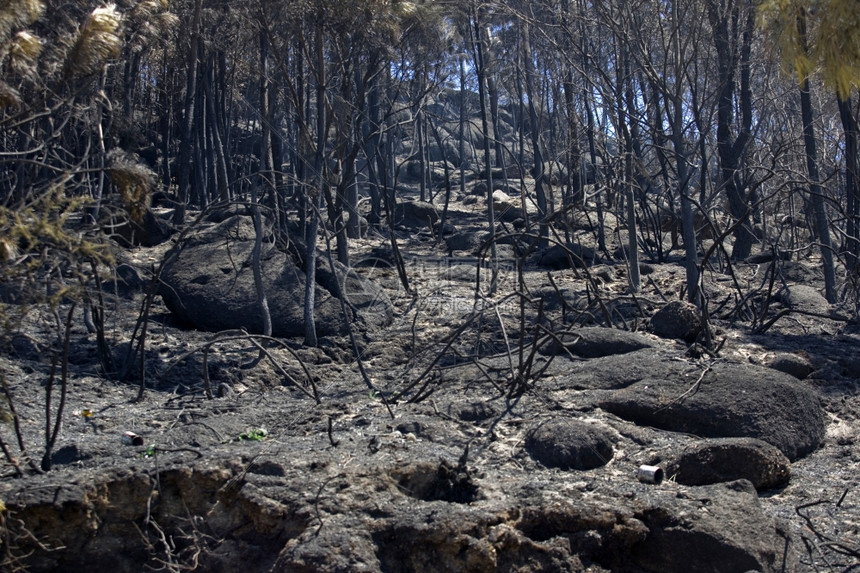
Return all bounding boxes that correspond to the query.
[472,6,498,289]
[173,0,202,225]
[520,18,549,249]
[304,20,326,347]
[797,11,837,302]
[839,96,860,271]
[709,0,755,260]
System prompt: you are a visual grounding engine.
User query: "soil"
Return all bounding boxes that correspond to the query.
[1,188,859,572]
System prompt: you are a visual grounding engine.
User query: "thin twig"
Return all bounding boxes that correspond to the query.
[314,476,337,536]
[160,331,319,403]
[654,362,714,414]
[327,416,339,447]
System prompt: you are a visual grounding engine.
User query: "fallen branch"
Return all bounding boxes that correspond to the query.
[654,362,714,414]
[160,330,319,403]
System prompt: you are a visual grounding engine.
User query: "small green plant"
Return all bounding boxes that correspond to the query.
[142,444,156,458]
[369,389,403,402]
[237,428,267,442]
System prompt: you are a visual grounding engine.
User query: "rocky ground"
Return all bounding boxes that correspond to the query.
[0,186,859,572]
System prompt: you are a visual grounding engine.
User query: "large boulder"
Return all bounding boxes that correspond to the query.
[550,349,689,391]
[778,284,830,314]
[765,352,815,380]
[533,243,601,269]
[445,231,489,255]
[598,361,826,460]
[650,300,701,341]
[427,139,461,166]
[159,215,392,337]
[393,200,438,229]
[490,190,524,223]
[541,327,654,358]
[525,418,614,470]
[665,438,791,490]
[628,480,792,572]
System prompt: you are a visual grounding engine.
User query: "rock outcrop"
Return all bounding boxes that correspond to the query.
[598,360,825,460]
[650,300,702,341]
[540,327,654,358]
[393,200,438,229]
[0,449,794,573]
[159,214,393,337]
[665,437,792,490]
[525,417,615,470]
